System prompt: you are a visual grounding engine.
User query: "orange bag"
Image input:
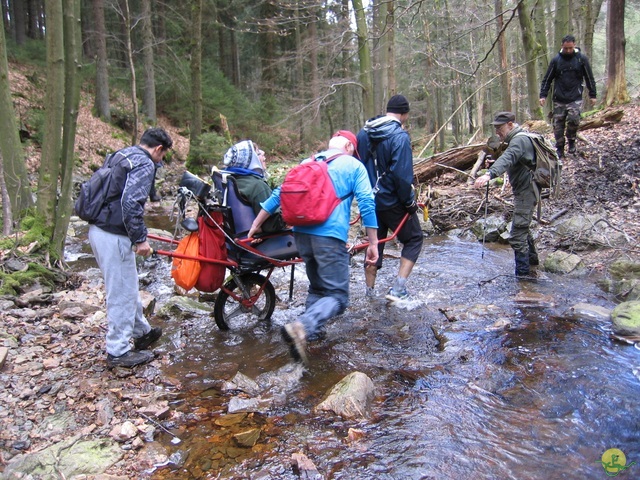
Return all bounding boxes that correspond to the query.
[171,232,201,291]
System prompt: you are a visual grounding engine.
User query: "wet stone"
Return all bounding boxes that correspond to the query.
[233,428,261,447]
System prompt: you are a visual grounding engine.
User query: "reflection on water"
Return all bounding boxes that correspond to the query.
[69,219,640,479]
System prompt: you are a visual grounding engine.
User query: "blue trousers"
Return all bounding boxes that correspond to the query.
[294,233,350,337]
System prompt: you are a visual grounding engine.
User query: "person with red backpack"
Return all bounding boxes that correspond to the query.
[247,131,378,363]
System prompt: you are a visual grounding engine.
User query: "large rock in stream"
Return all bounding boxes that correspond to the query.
[316,372,375,419]
[611,301,640,336]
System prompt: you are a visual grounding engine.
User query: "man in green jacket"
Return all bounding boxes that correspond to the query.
[474,112,538,277]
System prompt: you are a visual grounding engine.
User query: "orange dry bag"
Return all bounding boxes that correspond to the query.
[171,232,201,291]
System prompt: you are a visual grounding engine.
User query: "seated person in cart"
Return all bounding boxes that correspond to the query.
[222,140,287,234]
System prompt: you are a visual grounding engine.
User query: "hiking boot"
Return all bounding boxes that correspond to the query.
[556,146,565,159]
[515,251,530,277]
[134,327,162,350]
[527,237,539,266]
[281,321,308,364]
[107,350,154,369]
[149,192,162,202]
[567,140,576,154]
[386,287,410,301]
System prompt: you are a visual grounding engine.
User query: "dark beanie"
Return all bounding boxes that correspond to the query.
[386,94,410,114]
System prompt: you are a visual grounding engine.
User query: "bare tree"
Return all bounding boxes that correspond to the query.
[603,0,629,106]
[140,0,156,122]
[352,0,374,119]
[0,13,32,228]
[92,0,110,121]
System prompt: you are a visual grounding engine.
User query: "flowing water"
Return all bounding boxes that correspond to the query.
[67,217,640,480]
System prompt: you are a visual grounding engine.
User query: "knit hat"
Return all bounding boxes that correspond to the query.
[223,140,263,172]
[332,130,359,159]
[491,111,516,125]
[386,94,410,114]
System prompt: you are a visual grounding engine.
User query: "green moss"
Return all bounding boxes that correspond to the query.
[0,262,58,296]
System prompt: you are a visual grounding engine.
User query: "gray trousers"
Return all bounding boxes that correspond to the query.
[89,225,151,356]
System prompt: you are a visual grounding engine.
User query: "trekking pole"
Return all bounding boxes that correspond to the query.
[482,180,489,259]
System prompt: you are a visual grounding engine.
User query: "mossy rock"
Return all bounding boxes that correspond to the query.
[611,301,640,336]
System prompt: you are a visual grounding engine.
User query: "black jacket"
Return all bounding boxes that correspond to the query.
[93,145,155,244]
[539,48,597,103]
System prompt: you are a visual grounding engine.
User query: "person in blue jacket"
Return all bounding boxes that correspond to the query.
[539,34,597,158]
[357,94,424,300]
[247,131,379,363]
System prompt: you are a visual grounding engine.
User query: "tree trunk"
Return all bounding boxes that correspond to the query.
[352,0,374,119]
[13,0,27,45]
[0,150,13,235]
[52,0,81,261]
[120,0,138,144]
[604,0,628,106]
[495,0,512,110]
[37,0,65,230]
[414,144,486,182]
[140,0,156,122]
[517,0,542,119]
[92,0,109,121]
[309,13,320,132]
[189,0,203,165]
[554,0,569,50]
[533,0,550,118]
[0,14,33,224]
[386,0,396,96]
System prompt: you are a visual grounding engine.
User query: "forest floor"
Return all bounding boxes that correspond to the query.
[1,61,639,478]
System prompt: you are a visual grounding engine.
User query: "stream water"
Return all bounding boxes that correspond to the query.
[68,215,640,480]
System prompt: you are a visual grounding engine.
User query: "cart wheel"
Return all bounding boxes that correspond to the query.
[213,273,276,330]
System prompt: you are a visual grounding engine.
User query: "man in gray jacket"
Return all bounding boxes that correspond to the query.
[474,112,538,277]
[89,128,172,368]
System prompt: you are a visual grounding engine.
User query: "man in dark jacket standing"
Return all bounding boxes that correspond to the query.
[539,34,597,158]
[357,95,423,300]
[475,112,538,277]
[89,128,172,368]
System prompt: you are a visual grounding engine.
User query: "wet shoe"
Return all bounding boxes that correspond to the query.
[281,321,308,364]
[365,286,376,297]
[107,350,154,369]
[134,327,162,350]
[385,287,409,302]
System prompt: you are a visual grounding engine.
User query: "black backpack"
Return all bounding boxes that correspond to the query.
[74,151,130,222]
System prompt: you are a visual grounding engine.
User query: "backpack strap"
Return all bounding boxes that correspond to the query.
[311,153,352,202]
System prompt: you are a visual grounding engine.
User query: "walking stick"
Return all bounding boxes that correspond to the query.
[482,180,489,259]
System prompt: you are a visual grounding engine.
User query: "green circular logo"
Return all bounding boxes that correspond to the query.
[599,448,636,477]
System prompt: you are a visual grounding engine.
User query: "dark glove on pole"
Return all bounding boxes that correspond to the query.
[405,201,419,215]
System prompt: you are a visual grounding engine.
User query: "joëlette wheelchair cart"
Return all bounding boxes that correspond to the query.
[147,170,416,331]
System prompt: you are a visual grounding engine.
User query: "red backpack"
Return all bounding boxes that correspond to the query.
[280,153,350,226]
[194,213,227,292]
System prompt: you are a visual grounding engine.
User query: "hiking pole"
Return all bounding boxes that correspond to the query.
[482,180,489,259]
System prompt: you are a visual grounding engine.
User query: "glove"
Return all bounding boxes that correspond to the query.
[405,201,419,215]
